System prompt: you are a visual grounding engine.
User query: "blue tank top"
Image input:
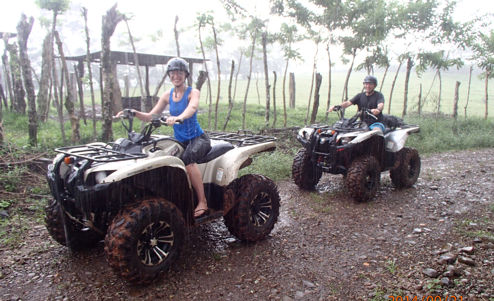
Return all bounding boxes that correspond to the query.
[168,86,204,143]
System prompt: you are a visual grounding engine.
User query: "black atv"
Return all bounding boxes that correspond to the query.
[292,106,421,201]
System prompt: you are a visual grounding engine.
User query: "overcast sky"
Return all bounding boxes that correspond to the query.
[1,0,490,35]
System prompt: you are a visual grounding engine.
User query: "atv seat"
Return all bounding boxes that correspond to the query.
[197,142,234,164]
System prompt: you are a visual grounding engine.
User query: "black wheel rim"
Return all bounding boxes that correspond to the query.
[137,221,174,266]
[365,170,377,190]
[250,192,272,227]
[408,158,418,178]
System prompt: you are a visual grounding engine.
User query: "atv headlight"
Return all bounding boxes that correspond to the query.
[339,136,355,145]
[298,128,314,140]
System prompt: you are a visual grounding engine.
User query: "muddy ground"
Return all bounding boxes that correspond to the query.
[1,148,493,301]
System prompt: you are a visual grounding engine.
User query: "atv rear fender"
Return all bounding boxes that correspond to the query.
[384,126,419,152]
[198,141,276,186]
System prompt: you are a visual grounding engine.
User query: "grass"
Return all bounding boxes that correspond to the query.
[385,259,397,275]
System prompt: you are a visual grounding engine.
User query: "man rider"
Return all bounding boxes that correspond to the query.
[328,75,385,132]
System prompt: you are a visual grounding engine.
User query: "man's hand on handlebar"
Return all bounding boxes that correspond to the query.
[370,108,381,116]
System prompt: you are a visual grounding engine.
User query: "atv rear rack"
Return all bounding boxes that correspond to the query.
[55,144,147,162]
[206,131,276,146]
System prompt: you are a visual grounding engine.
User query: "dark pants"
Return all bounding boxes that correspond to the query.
[181,134,211,165]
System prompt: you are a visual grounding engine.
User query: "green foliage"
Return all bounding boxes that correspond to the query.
[406,115,494,154]
[385,259,397,275]
[239,150,293,182]
[0,200,12,210]
[0,166,26,192]
[36,0,70,13]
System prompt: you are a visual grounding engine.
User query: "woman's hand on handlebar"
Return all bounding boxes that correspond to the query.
[163,116,183,126]
[327,105,342,113]
[114,108,135,119]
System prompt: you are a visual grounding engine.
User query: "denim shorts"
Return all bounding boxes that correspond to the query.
[181,133,211,165]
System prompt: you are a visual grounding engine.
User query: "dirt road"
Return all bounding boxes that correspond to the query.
[1,149,493,300]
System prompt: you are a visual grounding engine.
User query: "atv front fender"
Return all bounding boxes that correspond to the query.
[100,156,188,186]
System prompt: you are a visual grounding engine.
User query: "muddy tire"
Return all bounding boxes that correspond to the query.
[224,174,280,242]
[346,156,381,202]
[104,198,185,284]
[390,147,421,188]
[292,148,322,190]
[44,199,103,250]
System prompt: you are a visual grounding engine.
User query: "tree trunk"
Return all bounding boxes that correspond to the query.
[212,22,221,130]
[223,60,235,131]
[305,43,319,124]
[74,63,87,125]
[379,65,389,93]
[437,70,442,116]
[17,14,37,146]
[6,43,26,114]
[324,43,332,122]
[255,74,260,105]
[82,7,97,139]
[418,83,422,116]
[464,65,472,120]
[55,30,80,143]
[0,79,3,144]
[262,32,270,128]
[124,19,145,115]
[289,73,295,109]
[37,33,52,122]
[402,57,414,118]
[485,68,490,120]
[305,45,319,124]
[101,4,124,142]
[282,57,289,127]
[233,51,243,101]
[174,15,180,57]
[453,81,460,120]
[49,10,66,142]
[2,35,14,112]
[242,30,257,130]
[195,70,207,91]
[272,71,277,128]
[198,23,212,129]
[0,80,5,109]
[310,73,322,124]
[342,50,356,102]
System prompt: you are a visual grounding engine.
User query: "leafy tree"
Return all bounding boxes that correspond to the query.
[275,23,303,127]
[241,17,264,130]
[416,50,463,115]
[472,30,494,119]
[342,0,389,98]
[270,0,345,120]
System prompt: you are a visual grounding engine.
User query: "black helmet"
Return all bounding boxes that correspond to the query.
[363,75,378,86]
[167,57,189,77]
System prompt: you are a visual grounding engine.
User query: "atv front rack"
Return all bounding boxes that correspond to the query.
[55,144,147,162]
[207,131,276,146]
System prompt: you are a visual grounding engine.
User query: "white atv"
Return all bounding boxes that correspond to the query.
[45,109,280,284]
[292,106,421,202]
